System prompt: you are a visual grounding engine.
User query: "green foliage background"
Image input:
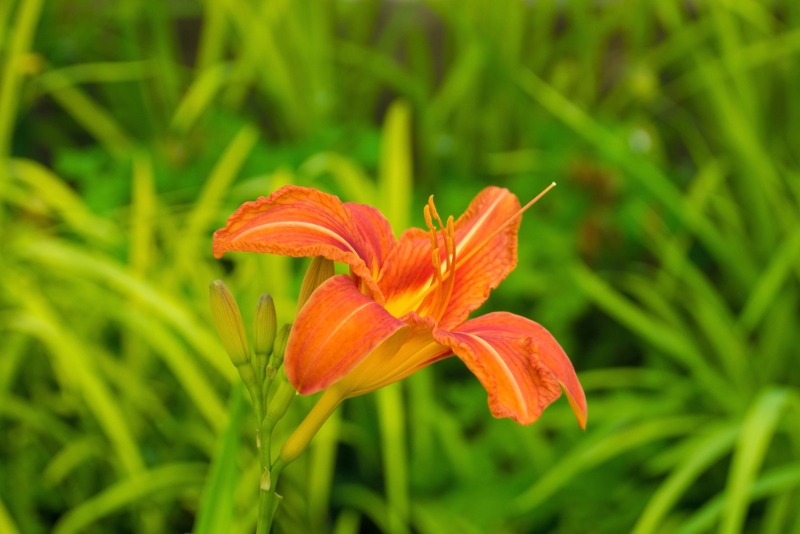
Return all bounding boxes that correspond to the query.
[2,0,800,532]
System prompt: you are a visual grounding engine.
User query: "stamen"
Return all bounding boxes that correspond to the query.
[412,182,557,311]
[423,203,443,286]
[430,215,457,320]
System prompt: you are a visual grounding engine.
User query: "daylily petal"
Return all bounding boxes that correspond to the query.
[377,187,522,326]
[212,186,386,301]
[340,313,449,397]
[285,274,405,394]
[345,202,396,277]
[434,312,587,427]
[440,186,522,329]
[377,227,437,317]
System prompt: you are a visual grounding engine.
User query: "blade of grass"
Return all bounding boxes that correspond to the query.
[52,463,207,534]
[20,239,236,381]
[308,406,342,533]
[117,307,227,431]
[193,383,246,534]
[43,436,104,486]
[375,99,414,534]
[0,332,28,409]
[757,288,798,384]
[9,159,119,244]
[300,153,377,206]
[571,262,734,410]
[0,0,44,162]
[334,484,393,534]
[512,415,710,514]
[170,63,230,134]
[332,510,361,534]
[8,282,145,475]
[721,387,790,534]
[0,394,73,443]
[679,461,800,534]
[739,226,800,333]
[428,44,486,128]
[196,0,227,70]
[639,204,751,395]
[130,152,155,278]
[125,152,156,373]
[633,423,739,533]
[143,0,181,114]
[173,124,259,280]
[378,99,413,229]
[34,60,153,89]
[515,66,756,287]
[38,69,134,158]
[0,496,20,534]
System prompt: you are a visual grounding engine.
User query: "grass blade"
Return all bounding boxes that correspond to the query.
[721,387,790,534]
[193,383,246,534]
[52,463,207,534]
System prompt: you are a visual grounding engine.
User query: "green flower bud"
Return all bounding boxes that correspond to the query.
[254,294,277,357]
[297,257,334,313]
[209,280,251,367]
[265,379,296,430]
[267,324,291,379]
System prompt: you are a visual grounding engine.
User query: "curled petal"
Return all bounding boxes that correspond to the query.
[435,312,587,427]
[441,187,521,329]
[345,202,396,277]
[212,186,389,302]
[285,275,405,394]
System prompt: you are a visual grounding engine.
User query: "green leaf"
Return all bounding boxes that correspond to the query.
[52,463,207,534]
[720,388,790,534]
[193,383,247,534]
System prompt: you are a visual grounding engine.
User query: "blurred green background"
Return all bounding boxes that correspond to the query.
[2,0,800,532]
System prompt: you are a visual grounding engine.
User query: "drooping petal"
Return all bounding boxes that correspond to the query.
[285,274,405,394]
[434,312,587,427]
[212,186,388,301]
[345,202,396,277]
[440,187,522,329]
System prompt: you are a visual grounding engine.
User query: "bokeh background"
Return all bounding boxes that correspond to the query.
[2,1,800,533]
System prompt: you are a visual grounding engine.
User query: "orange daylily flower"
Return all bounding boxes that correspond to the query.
[213,185,586,428]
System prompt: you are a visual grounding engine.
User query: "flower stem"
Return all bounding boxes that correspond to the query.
[279,387,344,465]
[258,387,344,532]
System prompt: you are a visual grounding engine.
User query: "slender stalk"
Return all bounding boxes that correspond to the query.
[259,387,344,532]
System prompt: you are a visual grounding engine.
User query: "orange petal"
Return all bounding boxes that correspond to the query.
[377,227,437,316]
[285,274,405,394]
[440,187,522,329]
[339,313,449,397]
[345,202,396,277]
[212,186,393,302]
[435,312,587,427]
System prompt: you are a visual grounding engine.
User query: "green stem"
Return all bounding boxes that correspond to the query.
[258,387,345,532]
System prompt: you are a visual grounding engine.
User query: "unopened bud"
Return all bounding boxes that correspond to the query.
[267,324,291,378]
[265,379,296,430]
[297,257,334,312]
[209,280,251,367]
[254,294,277,357]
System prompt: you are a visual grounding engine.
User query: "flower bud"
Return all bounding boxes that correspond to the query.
[209,280,251,367]
[267,324,291,379]
[265,379,296,430]
[297,257,334,313]
[254,294,277,357]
